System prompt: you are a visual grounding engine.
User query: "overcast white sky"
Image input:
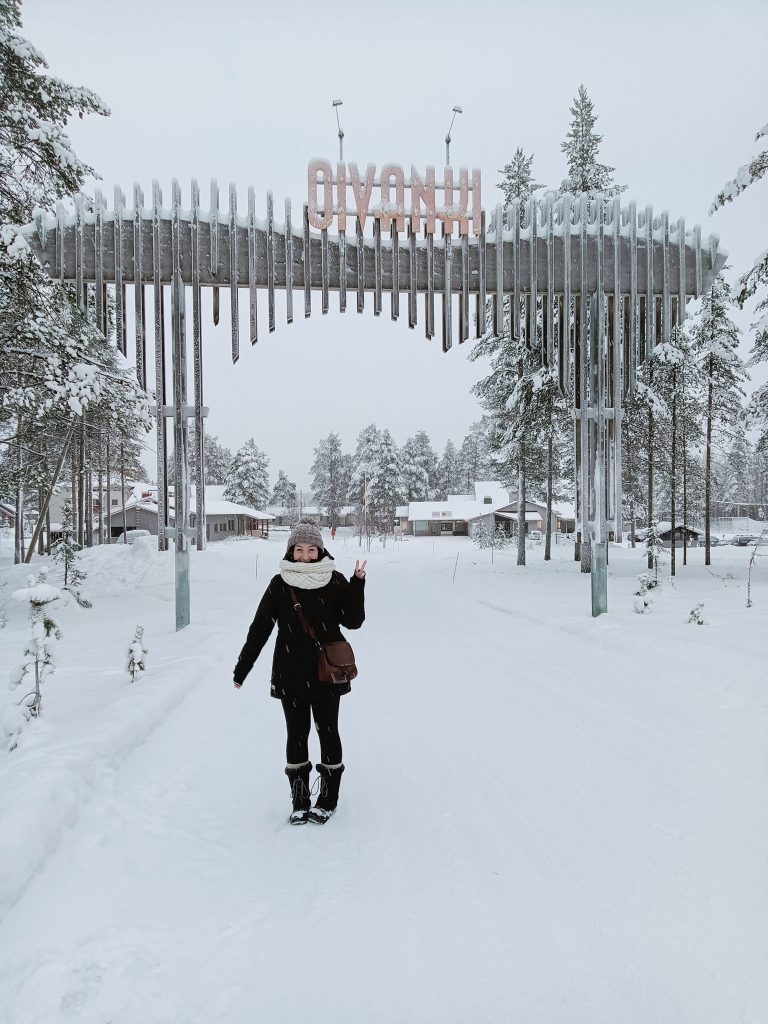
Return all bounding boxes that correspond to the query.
[22,0,768,490]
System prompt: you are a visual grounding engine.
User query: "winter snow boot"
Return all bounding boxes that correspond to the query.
[285,762,312,825]
[308,763,345,824]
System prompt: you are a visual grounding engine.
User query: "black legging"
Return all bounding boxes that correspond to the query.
[281,692,342,766]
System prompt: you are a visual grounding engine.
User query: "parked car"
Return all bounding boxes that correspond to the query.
[697,535,721,547]
[733,534,758,546]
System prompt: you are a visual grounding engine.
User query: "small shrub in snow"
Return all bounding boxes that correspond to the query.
[51,501,92,608]
[473,522,512,562]
[633,572,659,614]
[9,567,62,718]
[127,625,148,683]
[688,603,706,625]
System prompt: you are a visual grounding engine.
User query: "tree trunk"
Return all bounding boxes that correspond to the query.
[682,426,688,567]
[670,369,677,577]
[77,418,85,548]
[516,454,526,567]
[629,499,636,547]
[24,422,77,564]
[37,486,45,555]
[544,425,553,561]
[120,443,128,543]
[705,358,714,567]
[647,390,654,571]
[45,505,51,556]
[105,435,111,544]
[85,469,93,548]
[14,414,24,565]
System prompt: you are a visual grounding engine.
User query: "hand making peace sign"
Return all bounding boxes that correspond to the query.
[354,560,367,579]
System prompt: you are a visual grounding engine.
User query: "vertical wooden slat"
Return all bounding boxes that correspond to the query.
[74,193,85,311]
[442,228,453,352]
[133,183,146,390]
[460,231,469,343]
[56,201,65,280]
[338,221,346,315]
[152,180,167,552]
[562,196,571,396]
[191,178,205,550]
[303,203,311,317]
[94,189,103,327]
[114,185,125,355]
[266,191,276,331]
[426,232,435,338]
[493,205,503,337]
[558,294,567,396]
[229,183,240,362]
[210,180,220,326]
[528,199,538,349]
[321,225,330,315]
[356,215,364,314]
[247,186,258,344]
[373,217,381,316]
[285,198,294,323]
[511,199,521,340]
[677,217,686,326]
[579,196,589,546]
[477,210,487,338]
[546,196,554,366]
[661,209,670,344]
[628,200,638,397]
[391,222,399,321]
[408,223,417,329]
[645,205,654,355]
[694,224,702,297]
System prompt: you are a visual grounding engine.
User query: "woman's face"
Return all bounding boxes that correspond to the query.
[293,543,320,563]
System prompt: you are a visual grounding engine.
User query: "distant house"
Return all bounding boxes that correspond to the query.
[636,522,702,548]
[488,500,572,537]
[266,505,355,528]
[402,482,511,537]
[103,484,273,541]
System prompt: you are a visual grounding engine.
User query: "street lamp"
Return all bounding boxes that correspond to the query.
[332,99,344,162]
[445,105,462,166]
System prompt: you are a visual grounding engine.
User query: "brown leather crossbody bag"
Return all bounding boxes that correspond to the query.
[286,586,358,685]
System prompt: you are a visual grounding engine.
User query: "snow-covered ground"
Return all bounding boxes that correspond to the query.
[0,530,766,1024]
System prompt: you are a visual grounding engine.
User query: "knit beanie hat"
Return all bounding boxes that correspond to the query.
[287,520,324,553]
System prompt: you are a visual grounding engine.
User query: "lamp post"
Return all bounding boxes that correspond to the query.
[332,99,344,162]
[445,105,462,166]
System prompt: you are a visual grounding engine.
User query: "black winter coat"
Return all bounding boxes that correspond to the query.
[234,565,365,699]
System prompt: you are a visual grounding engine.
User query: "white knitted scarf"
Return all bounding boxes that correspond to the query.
[279,556,335,590]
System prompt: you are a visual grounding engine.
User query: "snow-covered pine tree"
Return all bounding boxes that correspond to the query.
[711,122,768,452]
[173,425,232,486]
[348,424,382,545]
[456,423,492,494]
[270,469,298,518]
[51,500,91,606]
[1,3,110,563]
[399,431,438,501]
[366,429,403,545]
[127,625,148,684]
[434,439,461,499]
[497,148,544,210]
[690,274,748,565]
[559,85,626,199]
[9,566,62,718]
[643,520,664,583]
[224,439,270,510]
[311,432,349,528]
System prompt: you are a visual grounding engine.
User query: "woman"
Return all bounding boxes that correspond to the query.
[233,521,366,825]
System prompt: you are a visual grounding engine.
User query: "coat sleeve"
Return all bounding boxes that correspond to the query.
[336,573,365,630]
[234,577,280,685]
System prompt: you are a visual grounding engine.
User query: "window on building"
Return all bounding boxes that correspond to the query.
[483,496,492,504]
[229,519,235,531]
[111,498,119,506]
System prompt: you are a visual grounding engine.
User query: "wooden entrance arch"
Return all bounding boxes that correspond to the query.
[23,174,726,626]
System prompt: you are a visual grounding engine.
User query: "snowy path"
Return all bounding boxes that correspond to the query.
[0,537,766,1023]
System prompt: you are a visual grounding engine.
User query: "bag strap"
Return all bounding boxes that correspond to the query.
[286,586,321,646]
